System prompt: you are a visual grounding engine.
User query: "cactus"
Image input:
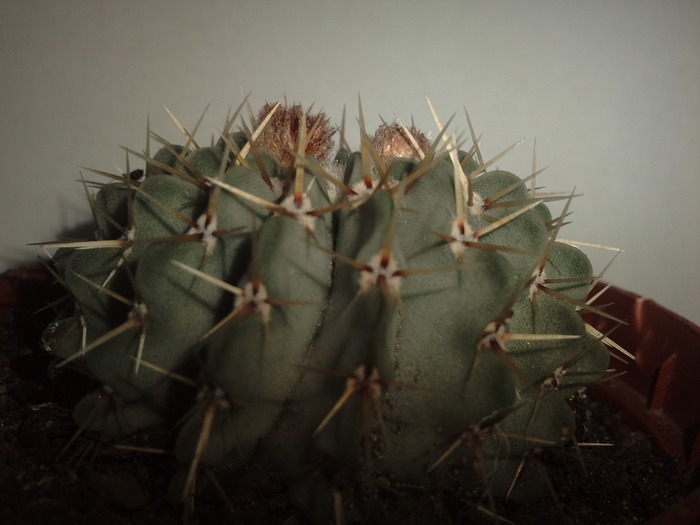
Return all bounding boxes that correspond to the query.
[39,98,616,522]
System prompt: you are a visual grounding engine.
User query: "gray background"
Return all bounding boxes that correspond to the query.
[2,0,699,324]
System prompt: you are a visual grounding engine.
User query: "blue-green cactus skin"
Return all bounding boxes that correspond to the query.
[42,104,610,520]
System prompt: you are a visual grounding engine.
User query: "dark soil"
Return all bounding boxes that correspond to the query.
[0,268,697,525]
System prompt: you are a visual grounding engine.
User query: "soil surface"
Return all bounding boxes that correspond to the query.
[0,269,697,524]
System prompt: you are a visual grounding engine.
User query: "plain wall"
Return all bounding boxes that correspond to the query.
[1,0,699,324]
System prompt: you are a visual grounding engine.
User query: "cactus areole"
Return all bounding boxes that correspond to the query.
[39,99,617,522]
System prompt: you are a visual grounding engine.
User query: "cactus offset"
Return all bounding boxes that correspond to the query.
[39,99,617,521]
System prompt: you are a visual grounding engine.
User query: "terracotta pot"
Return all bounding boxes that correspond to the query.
[0,264,57,319]
[1,266,698,523]
[584,283,700,525]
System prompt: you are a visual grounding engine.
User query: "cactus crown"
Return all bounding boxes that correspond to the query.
[39,98,622,522]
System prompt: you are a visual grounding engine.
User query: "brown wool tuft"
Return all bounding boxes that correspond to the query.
[254,102,336,168]
[371,123,431,162]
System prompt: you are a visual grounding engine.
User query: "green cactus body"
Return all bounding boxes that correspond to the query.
[41,101,612,521]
